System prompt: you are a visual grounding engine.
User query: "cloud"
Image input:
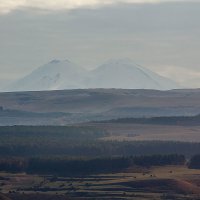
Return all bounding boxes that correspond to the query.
[0,0,190,14]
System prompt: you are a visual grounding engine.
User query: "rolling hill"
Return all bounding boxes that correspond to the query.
[0,89,200,125]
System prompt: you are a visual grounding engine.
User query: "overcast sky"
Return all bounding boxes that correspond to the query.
[0,0,200,87]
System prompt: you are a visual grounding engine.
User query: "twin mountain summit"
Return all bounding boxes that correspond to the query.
[4,58,179,92]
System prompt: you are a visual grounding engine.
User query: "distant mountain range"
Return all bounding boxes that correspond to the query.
[4,58,179,92]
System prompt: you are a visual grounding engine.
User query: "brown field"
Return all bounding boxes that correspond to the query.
[82,123,200,142]
[0,166,200,200]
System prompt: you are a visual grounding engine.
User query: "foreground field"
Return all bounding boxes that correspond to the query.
[0,166,200,200]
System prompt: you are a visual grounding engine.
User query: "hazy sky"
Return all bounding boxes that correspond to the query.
[0,0,200,87]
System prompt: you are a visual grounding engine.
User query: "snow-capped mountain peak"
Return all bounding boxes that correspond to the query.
[86,58,179,90]
[5,59,88,92]
[3,58,179,92]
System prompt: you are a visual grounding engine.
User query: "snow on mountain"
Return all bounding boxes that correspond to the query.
[85,58,179,90]
[5,59,88,92]
[3,58,179,92]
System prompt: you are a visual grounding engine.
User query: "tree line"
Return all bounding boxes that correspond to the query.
[0,126,200,158]
[0,154,185,176]
[189,155,200,169]
[100,115,200,126]
[0,140,199,157]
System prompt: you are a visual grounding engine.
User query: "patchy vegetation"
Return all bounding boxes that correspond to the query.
[1,166,200,200]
